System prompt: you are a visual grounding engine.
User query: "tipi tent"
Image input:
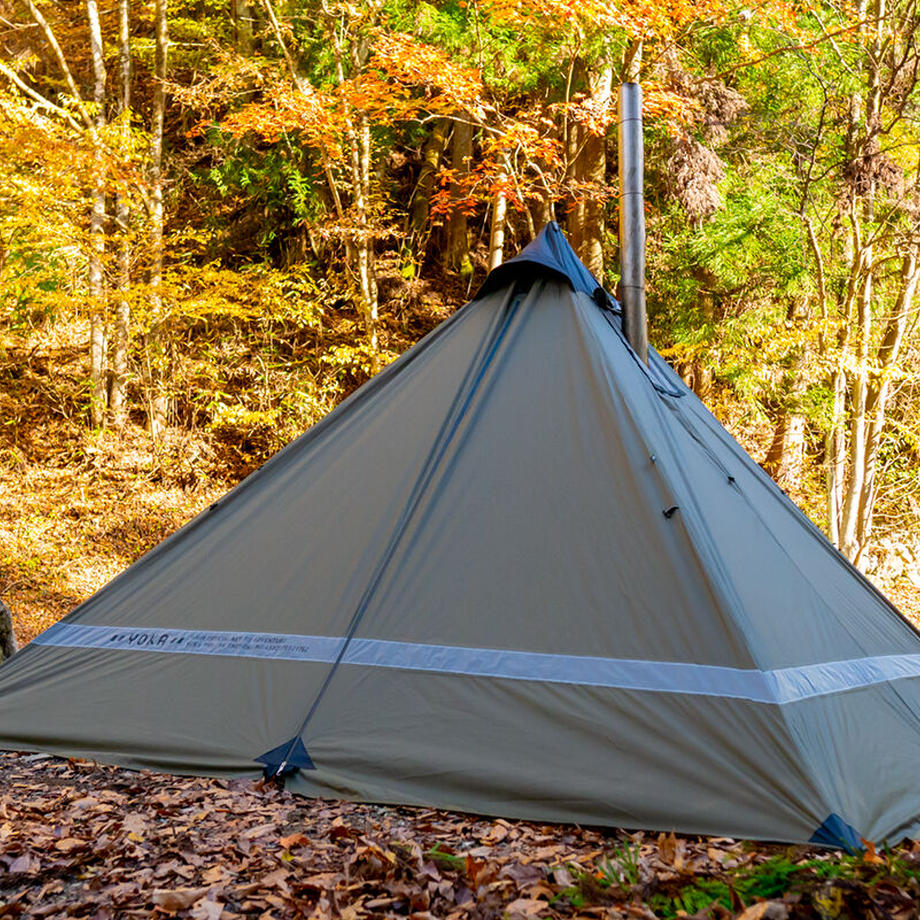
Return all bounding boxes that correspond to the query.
[2,223,920,849]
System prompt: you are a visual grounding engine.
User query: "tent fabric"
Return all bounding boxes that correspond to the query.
[476,220,603,298]
[2,224,920,846]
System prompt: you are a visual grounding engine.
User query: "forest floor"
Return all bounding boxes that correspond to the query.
[2,751,920,920]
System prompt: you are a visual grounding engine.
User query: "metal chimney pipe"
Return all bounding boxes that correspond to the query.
[618,82,648,365]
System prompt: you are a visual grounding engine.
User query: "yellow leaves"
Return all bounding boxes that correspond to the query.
[321,341,397,378]
[480,0,620,33]
[812,882,846,919]
[478,0,810,50]
[157,263,325,328]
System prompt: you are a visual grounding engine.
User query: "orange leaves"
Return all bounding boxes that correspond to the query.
[220,32,485,168]
[483,119,561,165]
[644,84,703,136]
[221,82,341,157]
[481,0,725,40]
[371,32,484,115]
[479,0,809,47]
[555,93,615,138]
[480,0,621,32]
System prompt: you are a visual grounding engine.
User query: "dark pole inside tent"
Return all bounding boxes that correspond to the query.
[618,82,649,365]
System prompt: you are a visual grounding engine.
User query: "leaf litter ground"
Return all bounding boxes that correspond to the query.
[2,753,919,919]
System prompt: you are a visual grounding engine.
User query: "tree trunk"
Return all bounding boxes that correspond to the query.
[146,0,169,437]
[564,59,586,257]
[350,111,378,364]
[765,301,810,489]
[530,195,554,234]
[110,0,132,427]
[87,0,107,428]
[488,154,509,271]
[570,60,612,277]
[25,0,95,131]
[325,12,379,370]
[335,91,377,364]
[839,270,872,560]
[445,116,473,278]
[408,117,449,237]
[765,407,806,486]
[825,364,846,545]
[0,599,16,662]
[232,0,254,53]
[837,1,882,562]
[855,247,920,554]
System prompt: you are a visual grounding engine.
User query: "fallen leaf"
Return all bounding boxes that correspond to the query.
[505,897,549,917]
[7,854,34,873]
[658,831,677,865]
[279,832,309,849]
[861,838,885,865]
[481,823,509,844]
[53,836,86,852]
[151,887,211,910]
[240,822,275,840]
[190,899,224,920]
[122,813,148,835]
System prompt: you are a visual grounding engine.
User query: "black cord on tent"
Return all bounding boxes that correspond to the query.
[260,282,530,780]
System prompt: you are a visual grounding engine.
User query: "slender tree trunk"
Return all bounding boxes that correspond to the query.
[111,0,132,427]
[445,116,473,278]
[839,270,872,560]
[488,154,509,271]
[565,59,586,257]
[25,0,95,131]
[838,1,882,562]
[825,356,847,545]
[349,111,378,364]
[530,195,554,233]
[146,0,169,437]
[855,247,920,553]
[87,0,107,428]
[325,10,380,370]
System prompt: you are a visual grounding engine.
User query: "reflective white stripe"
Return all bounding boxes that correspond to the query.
[32,623,920,705]
[34,624,345,661]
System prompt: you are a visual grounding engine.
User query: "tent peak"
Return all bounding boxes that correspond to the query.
[477,222,616,306]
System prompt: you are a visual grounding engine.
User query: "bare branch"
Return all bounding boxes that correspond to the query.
[0,59,82,130]
[23,0,94,131]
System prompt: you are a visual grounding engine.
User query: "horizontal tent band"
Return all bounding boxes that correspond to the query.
[33,623,920,705]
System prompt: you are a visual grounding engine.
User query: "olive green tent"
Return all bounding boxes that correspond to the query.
[2,224,920,849]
